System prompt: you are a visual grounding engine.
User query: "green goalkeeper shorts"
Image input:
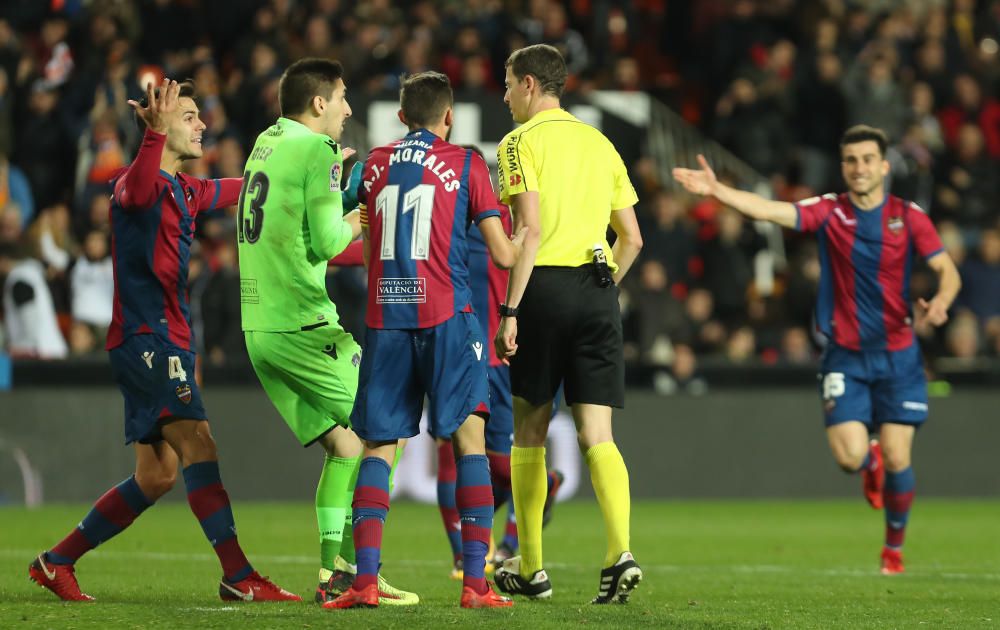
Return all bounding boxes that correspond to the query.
[245,326,361,446]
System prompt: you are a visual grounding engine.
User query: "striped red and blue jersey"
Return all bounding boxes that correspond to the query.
[794,192,944,351]
[359,128,500,329]
[106,129,241,351]
[467,201,512,367]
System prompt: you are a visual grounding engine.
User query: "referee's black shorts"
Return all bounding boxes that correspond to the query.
[509,265,624,408]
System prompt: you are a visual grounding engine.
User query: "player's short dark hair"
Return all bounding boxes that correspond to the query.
[399,71,453,128]
[134,80,197,132]
[840,125,888,157]
[279,58,344,117]
[506,44,567,98]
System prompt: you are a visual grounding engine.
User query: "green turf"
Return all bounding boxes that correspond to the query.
[2,499,998,628]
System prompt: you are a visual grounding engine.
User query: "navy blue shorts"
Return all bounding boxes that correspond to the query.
[486,365,513,454]
[109,335,207,444]
[351,312,490,441]
[818,342,928,428]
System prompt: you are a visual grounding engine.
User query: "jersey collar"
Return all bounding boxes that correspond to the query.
[524,107,572,125]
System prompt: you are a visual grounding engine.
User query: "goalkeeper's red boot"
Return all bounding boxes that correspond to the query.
[862,440,884,510]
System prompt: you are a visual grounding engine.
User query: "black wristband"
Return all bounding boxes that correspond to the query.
[499,303,519,318]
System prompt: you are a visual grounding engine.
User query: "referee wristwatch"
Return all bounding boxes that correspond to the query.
[499,303,519,318]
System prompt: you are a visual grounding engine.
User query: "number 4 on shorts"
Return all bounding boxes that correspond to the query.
[168,356,188,382]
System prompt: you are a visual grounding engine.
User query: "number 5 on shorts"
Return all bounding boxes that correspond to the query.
[168,356,188,382]
[822,372,845,400]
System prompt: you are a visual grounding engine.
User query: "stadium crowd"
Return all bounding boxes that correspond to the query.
[0,0,998,391]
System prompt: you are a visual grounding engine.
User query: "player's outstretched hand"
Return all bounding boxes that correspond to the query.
[672,154,719,197]
[341,161,364,211]
[495,316,518,364]
[128,78,180,135]
[915,297,949,328]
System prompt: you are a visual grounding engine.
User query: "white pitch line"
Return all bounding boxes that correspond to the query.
[3,548,1000,581]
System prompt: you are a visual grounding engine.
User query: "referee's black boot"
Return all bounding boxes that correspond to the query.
[494,556,552,599]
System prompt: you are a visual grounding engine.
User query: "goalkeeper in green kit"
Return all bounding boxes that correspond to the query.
[237,58,416,605]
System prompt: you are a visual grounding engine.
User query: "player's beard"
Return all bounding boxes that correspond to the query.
[851,177,882,197]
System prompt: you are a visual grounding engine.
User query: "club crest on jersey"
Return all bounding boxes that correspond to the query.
[330,163,342,192]
[352,353,361,367]
[176,384,192,404]
[887,216,904,233]
[509,173,522,187]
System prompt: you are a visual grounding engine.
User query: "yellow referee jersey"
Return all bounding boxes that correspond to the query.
[496,107,638,271]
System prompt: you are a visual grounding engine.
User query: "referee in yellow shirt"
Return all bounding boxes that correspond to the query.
[492,44,644,604]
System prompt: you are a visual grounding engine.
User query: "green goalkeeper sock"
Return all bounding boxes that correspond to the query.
[317,455,359,572]
[338,455,362,565]
[388,443,405,494]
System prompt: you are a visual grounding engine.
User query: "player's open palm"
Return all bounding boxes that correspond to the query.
[127,78,180,135]
[672,154,718,197]
[495,316,518,363]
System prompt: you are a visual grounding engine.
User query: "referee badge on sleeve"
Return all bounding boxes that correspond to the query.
[330,163,342,192]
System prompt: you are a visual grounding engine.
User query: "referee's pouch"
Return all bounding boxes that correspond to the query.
[591,244,614,288]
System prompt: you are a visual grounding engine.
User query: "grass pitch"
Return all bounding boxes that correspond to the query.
[2,499,998,628]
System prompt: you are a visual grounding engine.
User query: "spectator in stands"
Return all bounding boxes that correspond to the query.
[2,247,67,359]
[198,223,245,367]
[632,260,691,368]
[794,51,848,192]
[15,80,74,209]
[956,228,1000,326]
[842,53,907,142]
[639,190,696,290]
[68,229,112,355]
[939,73,1000,157]
[945,311,981,361]
[684,287,727,355]
[0,151,33,226]
[934,123,998,231]
[698,207,764,327]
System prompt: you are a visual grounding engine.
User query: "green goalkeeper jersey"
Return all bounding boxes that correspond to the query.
[238,117,353,332]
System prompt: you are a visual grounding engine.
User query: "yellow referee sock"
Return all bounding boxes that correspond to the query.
[586,441,631,567]
[510,446,547,576]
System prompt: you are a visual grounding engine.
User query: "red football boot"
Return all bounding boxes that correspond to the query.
[29,553,95,602]
[461,583,514,608]
[323,583,380,609]
[219,571,302,602]
[862,440,885,510]
[880,547,904,575]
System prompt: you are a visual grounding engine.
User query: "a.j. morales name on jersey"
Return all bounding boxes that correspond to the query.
[365,138,462,193]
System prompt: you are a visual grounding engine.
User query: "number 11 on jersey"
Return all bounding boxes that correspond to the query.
[375,184,435,261]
